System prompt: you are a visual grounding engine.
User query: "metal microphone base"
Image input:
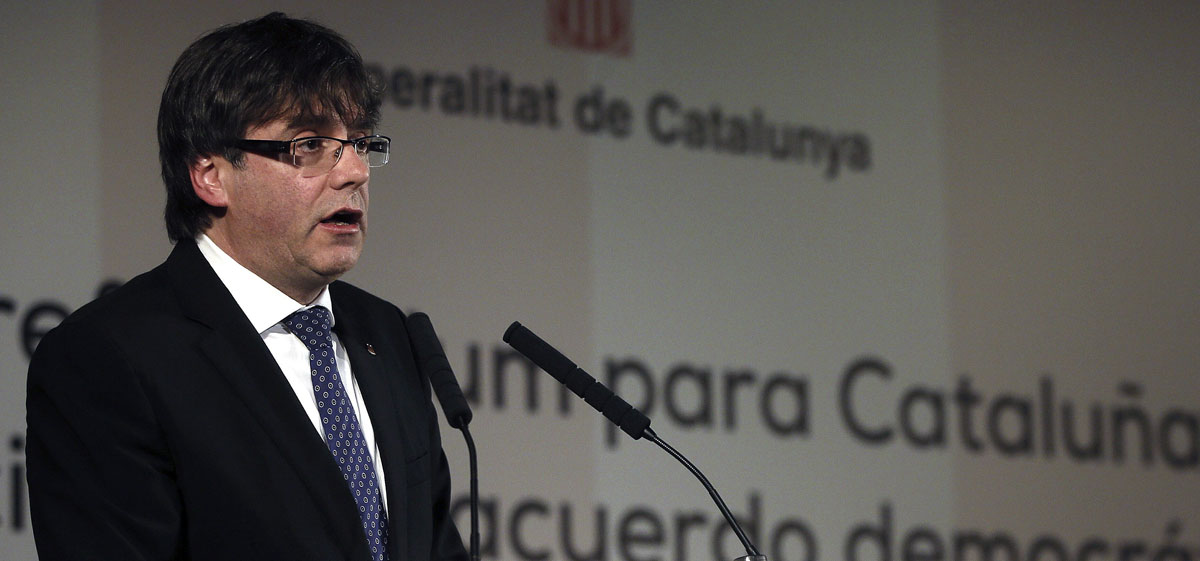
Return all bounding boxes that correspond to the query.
[736,556,768,561]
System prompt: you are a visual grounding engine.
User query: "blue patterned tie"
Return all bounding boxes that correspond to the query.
[284,306,389,561]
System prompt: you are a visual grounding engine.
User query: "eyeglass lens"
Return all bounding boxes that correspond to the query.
[294,137,389,175]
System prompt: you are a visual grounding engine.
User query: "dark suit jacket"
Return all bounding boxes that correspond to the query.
[26,240,468,561]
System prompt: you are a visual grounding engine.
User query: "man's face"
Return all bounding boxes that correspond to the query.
[205,118,371,302]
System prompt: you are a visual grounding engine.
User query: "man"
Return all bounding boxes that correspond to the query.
[26,13,469,561]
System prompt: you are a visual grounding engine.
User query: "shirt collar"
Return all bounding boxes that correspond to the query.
[195,233,335,334]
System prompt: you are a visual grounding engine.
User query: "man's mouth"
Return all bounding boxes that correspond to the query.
[320,209,363,227]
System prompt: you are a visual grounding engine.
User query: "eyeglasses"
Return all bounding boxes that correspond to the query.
[234,135,391,176]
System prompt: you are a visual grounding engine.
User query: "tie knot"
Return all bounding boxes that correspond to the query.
[284,306,333,350]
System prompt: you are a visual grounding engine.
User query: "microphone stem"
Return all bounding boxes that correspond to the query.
[460,422,480,561]
[643,427,762,559]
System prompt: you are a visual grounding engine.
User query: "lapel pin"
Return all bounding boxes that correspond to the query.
[366,343,377,355]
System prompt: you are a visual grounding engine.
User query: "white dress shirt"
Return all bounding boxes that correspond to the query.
[196,234,388,510]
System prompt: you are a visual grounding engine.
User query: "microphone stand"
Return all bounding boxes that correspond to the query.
[644,427,767,561]
[406,313,480,561]
[458,421,481,561]
[502,320,768,561]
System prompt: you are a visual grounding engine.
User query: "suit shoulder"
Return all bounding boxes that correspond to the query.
[29,264,176,384]
[57,262,177,330]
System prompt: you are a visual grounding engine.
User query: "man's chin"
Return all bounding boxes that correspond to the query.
[317,257,360,280]
[307,247,362,280]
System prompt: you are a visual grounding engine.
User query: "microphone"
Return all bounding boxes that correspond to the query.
[503,321,767,561]
[408,312,472,428]
[406,313,480,561]
[502,321,650,439]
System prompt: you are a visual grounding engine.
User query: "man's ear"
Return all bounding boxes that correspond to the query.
[190,155,230,208]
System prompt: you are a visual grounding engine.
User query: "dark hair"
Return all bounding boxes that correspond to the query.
[158,12,382,242]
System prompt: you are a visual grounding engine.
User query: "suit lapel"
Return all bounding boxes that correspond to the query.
[332,290,411,561]
[163,241,368,560]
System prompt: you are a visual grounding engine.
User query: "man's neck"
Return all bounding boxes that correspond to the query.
[195,232,330,334]
[201,229,325,304]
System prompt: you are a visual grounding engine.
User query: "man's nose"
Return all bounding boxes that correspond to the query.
[330,142,370,188]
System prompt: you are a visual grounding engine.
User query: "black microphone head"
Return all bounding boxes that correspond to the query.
[503,321,522,344]
[502,321,578,385]
[503,320,651,440]
[408,312,472,428]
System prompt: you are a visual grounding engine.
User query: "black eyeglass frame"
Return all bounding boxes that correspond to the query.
[233,134,391,172]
